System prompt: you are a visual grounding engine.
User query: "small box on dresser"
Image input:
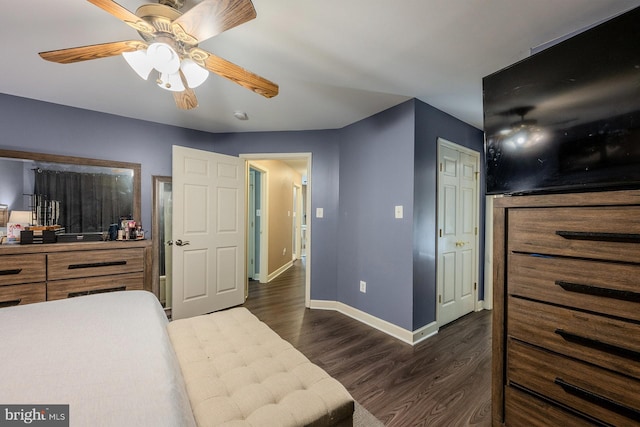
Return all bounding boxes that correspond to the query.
[492,189,640,426]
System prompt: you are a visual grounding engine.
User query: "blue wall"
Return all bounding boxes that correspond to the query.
[0,93,483,332]
[413,100,486,329]
[195,130,342,302]
[0,94,341,303]
[338,102,416,330]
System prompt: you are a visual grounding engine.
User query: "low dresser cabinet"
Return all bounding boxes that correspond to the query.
[0,240,151,308]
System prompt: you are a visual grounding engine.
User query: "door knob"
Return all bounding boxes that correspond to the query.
[175,239,190,246]
[455,241,469,247]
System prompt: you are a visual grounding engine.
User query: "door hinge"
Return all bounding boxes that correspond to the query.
[439,229,442,238]
[440,163,443,172]
[475,171,479,180]
[439,294,442,304]
[475,227,478,235]
[474,282,477,291]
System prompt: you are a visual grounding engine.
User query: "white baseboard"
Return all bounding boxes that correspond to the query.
[412,321,439,345]
[267,260,294,282]
[310,300,439,346]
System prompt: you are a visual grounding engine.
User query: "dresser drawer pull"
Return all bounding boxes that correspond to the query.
[555,230,640,243]
[554,377,640,421]
[68,260,127,270]
[556,280,640,302]
[0,268,23,276]
[0,299,21,308]
[554,329,640,361]
[67,286,127,298]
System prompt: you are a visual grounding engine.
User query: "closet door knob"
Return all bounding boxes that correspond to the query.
[175,239,190,247]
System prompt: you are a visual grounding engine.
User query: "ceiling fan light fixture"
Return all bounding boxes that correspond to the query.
[122,50,153,80]
[180,59,209,89]
[147,42,180,75]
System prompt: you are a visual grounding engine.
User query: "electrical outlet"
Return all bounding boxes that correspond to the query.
[283,248,287,256]
[359,280,366,293]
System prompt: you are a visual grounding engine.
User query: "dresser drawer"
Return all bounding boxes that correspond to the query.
[508,340,640,426]
[509,297,640,379]
[0,254,46,286]
[0,283,46,307]
[505,385,595,427]
[509,253,640,322]
[47,272,144,301]
[508,206,640,263]
[48,248,144,280]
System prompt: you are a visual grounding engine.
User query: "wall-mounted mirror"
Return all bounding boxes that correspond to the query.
[0,149,140,237]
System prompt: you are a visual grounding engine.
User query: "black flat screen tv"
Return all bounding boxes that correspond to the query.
[483,6,640,195]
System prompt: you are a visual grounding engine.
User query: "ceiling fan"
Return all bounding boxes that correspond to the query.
[38,0,279,110]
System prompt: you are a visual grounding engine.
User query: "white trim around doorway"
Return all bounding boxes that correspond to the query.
[240,152,313,309]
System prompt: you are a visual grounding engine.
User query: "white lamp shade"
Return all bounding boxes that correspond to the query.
[8,210,31,224]
[122,50,154,80]
[157,72,185,92]
[180,59,209,89]
[147,43,181,75]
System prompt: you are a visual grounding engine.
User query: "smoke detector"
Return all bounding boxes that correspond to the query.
[233,111,249,120]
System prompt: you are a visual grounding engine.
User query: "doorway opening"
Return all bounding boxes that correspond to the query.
[152,175,172,312]
[241,153,311,308]
[247,166,266,283]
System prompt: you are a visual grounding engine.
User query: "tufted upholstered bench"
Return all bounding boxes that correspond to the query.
[167,307,355,427]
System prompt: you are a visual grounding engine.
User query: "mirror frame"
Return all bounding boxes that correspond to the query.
[0,148,141,229]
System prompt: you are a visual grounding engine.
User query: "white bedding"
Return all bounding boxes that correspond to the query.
[0,291,196,427]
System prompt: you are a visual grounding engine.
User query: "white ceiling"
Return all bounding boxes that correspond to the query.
[2,0,639,134]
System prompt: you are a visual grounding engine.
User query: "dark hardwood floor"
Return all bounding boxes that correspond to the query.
[242,259,492,426]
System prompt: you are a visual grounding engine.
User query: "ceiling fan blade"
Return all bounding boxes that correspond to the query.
[39,41,146,64]
[172,0,256,44]
[174,70,198,110]
[87,0,155,34]
[173,89,198,110]
[190,49,278,98]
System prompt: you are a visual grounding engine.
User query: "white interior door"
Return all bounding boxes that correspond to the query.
[437,138,479,326]
[172,145,246,320]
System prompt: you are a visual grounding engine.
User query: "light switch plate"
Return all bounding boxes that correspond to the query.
[316,207,324,218]
[395,205,403,219]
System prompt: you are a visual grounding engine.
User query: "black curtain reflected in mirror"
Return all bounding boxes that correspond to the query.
[34,169,133,233]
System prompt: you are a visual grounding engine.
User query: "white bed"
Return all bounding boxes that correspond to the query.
[0,291,196,427]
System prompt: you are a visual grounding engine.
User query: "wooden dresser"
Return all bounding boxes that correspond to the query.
[492,190,640,426]
[0,240,151,308]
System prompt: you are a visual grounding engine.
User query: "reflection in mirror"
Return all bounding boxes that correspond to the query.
[0,149,140,238]
[33,163,133,233]
[152,176,172,310]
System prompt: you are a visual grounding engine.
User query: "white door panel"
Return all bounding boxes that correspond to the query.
[437,139,480,326]
[172,145,246,320]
